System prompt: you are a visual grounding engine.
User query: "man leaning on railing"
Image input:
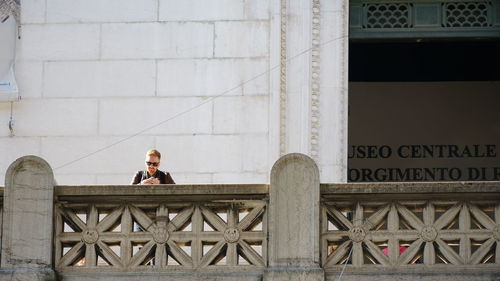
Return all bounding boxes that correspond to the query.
[131,149,175,185]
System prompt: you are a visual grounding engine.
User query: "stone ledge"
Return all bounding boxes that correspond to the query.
[264,266,325,281]
[55,184,269,202]
[0,268,55,281]
[59,270,262,281]
[322,181,500,194]
[325,269,500,281]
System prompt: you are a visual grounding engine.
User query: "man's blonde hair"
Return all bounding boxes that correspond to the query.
[146,149,161,159]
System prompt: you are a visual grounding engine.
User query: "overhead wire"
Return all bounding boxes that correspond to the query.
[54,33,347,171]
[335,245,353,281]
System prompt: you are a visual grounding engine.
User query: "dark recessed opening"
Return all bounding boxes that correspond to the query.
[349,40,500,82]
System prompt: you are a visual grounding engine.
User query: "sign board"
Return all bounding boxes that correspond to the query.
[348,82,500,182]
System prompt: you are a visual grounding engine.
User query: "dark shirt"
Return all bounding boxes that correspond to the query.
[131,170,175,184]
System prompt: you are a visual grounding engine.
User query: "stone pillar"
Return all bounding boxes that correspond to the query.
[264,153,324,281]
[0,156,55,280]
[268,0,349,183]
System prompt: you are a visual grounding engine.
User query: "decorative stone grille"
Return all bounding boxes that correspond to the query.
[444,2,491,27]
[55,202,266,270]
[350,0,500,38]
[364,3,411,28]
[322,199,500,268]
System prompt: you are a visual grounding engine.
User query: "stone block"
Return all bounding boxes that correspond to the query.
[58,271,262,281]
[0,268,55,281]
[212,172,268,183]
[18,24,100,60]
[96,174,132,185]
[157,58,268,97]
[20,0,46,24]
[2,156,55,271]
[14,61,43,99]
[0,104,12,137]
[264,267,324,281]
[213,96,269,134]
[101,23,214,59]
[320,11,347,89]
[244,0,270,20]
[55,174,97,185]
[0,137,40,184]
[321,0,347,12]
[46,0,157,23]
[242,134,269,172]
[159,0,244,21]
[242,60,269,95]
[318,85,347,183]
[167,172,213,184]
[156,135,242,173]
[40,136,155,175]
[99,97,212,135]
[266,153,324,281]
[237,58,269,95]
[215,21,269,58]
[157,59,241,97]
[319,164,346,183]
[44,60,156,98]
[10,99,98,136]
[325,272,500,281]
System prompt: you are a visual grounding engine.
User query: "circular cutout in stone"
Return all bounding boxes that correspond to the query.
[82,229,99,244]
[420,226,438,242]
[224,228,240,243]
[348,227,366,243]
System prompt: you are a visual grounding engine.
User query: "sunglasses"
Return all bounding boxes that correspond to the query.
[146,162,159,167]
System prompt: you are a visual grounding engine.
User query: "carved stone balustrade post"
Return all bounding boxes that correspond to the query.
[0,156,56,280]
[264,153,324,281]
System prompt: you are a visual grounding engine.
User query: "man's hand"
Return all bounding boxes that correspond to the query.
[141,177,160,184]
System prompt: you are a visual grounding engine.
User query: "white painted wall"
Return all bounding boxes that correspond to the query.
[1,0,271,185]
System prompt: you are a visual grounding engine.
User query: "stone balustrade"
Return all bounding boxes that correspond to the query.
[1,155,500,281]
[320,183,500,280]
[54,185,268,272]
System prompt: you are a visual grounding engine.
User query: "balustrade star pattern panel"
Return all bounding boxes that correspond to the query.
[55,202,266,270]
[322,200,500,268]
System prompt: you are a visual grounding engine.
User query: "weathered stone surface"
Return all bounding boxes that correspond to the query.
[0,268,55,281]
[46,0,157,23]
[1,156,55,278]
[20,0,46,24]
[266,153,324,281]
[214,21,269,58]
[6,99,99,136]
[264,267,324,281]
[59,271,262,281]
[101,22,214,59]
[325,271,500,281]
[19,24,100,60]
[159,0,245,21]
[44,60,156,98]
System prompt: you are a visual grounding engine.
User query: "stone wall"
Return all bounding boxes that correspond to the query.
[0,0,350,185]
[0,0,271,185]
